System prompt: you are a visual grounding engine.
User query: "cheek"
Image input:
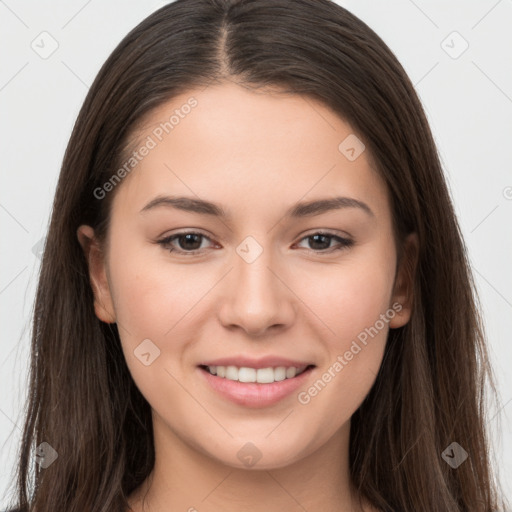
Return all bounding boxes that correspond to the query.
[105,241,199,403]
[109,261,172,337]
[297,242,397,346]
[106,228,202,339]
[292,244,395,415]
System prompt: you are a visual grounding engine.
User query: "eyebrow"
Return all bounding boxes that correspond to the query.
[140,195,374,219]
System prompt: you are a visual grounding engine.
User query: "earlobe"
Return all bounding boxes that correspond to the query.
[389,232,419,329]
[76,225,116,324]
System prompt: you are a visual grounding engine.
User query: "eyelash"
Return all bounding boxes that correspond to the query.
[156,230,354,256]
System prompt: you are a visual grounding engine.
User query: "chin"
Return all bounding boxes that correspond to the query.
[206,438,311,471]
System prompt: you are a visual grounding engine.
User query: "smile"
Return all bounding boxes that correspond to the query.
[198,363,316,408]
[201,364,311,383]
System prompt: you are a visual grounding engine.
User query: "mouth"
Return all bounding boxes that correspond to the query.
[197,363,316,408]
[198,364,314,383]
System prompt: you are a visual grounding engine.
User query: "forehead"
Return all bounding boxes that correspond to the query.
[112,82,390,222]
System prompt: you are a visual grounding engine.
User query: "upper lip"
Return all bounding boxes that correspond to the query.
[198,356,315,369]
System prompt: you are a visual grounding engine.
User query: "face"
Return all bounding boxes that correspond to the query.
[79,81,416,470]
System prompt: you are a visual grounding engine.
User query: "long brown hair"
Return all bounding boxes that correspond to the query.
[6,0,508,510]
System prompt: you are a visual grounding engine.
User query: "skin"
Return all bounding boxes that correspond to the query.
[78,81,418,512]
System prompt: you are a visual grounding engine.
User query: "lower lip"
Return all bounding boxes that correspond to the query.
[198,366,315,408]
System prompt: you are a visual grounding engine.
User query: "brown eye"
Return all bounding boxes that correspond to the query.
[296,232,354,253]
[158,232,213,255]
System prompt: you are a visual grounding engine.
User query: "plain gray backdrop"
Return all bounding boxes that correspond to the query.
[1,0,511,507]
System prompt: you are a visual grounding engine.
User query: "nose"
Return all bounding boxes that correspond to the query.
[217,247,296,337]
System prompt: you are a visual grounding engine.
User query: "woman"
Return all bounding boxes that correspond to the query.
[6,0,508,510]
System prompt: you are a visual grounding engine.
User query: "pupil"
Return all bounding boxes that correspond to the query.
[310,234,330,250]
[180,234,202,250]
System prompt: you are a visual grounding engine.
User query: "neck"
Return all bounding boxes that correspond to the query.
[128,412,368,512]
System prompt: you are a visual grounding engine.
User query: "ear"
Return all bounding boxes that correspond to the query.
[389,232,419,329]
[77,225,116,324]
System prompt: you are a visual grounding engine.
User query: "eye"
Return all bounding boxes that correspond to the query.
[157,231,215,255]
[156,230,354,256]
[295,231,354,253]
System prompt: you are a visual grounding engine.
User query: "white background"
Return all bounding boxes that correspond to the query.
[1,0,511,508]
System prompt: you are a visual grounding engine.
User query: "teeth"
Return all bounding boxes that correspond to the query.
[205,365,308,383]
[238,367,256,382]
[286,367,296,379]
